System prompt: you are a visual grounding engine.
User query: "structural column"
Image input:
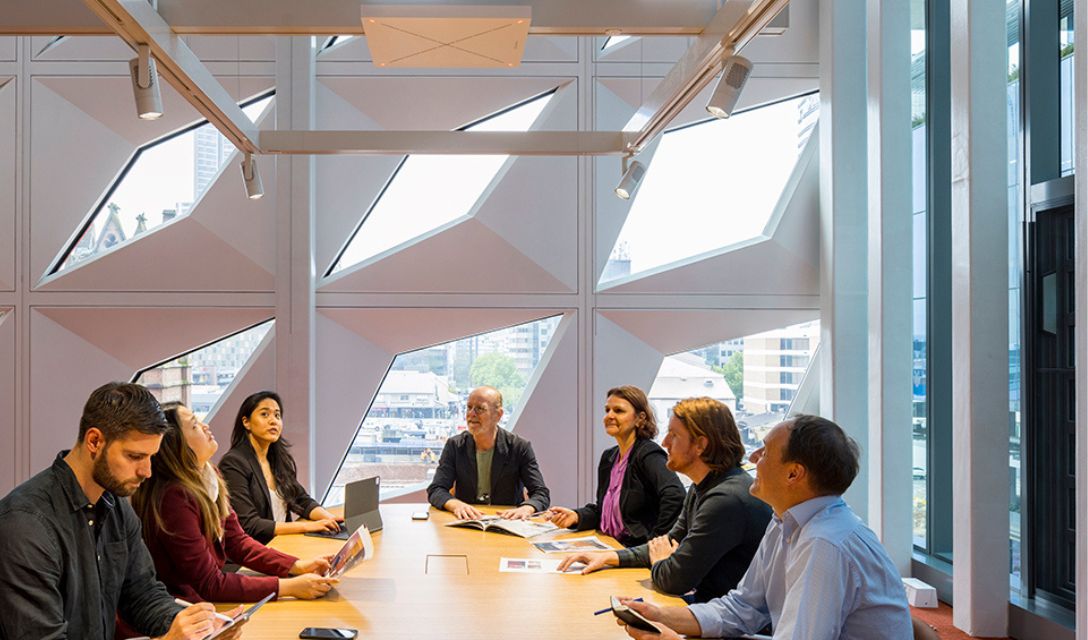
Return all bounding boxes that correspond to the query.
[865,0,914,574]
[275,37,317,488]
[819,0,870,519]
[948,1,1009,635]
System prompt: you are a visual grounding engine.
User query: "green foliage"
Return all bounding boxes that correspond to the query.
[469,353,526,408]
[714,351,744,400]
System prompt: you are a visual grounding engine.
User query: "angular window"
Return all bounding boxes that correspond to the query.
[317,36,357,55]
[326,89,557,276]
[601,93,819,286]
[1007,0,1024,586]
[601,35,633,51]
[324,315,561,504]
[52,92,274,274]
[645,322,819,486]
[133,319,273,420]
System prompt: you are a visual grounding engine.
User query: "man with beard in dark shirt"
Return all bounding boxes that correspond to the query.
[0,382,245,640]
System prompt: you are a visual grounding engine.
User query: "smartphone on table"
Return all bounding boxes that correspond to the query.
[299,629,358,639]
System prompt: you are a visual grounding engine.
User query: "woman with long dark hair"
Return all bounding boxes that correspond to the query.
[219,391,341,543]
[131,402,337,602]
[546,385,685,547]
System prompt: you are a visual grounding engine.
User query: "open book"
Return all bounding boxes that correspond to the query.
[446,515,557,539]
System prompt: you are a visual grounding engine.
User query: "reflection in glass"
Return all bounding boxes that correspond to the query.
[1007,0,1023,589]
[910,0,928,551]
[328,90,556,276]
[134,320,273,421]
[601,93,819,286]
[325,315,562,505]
[55,94,274,273]
[1059,1,1075,176]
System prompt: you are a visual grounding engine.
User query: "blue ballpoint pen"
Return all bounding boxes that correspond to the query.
[593,597,643,615]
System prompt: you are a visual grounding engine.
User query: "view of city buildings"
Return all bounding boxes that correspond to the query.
[325,316,560,504]
[135,321,273,419]
[326,317,820,503]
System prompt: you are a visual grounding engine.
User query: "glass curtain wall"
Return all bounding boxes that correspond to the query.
[910,0,928,551]
[1008,0,1023,589]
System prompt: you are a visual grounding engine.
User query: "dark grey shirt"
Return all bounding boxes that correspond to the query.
[0,453,183,640]
[616,467,773,603]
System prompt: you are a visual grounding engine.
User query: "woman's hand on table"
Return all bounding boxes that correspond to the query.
[556,550,619,574]
[279,574,338,599]
[545,506,579,528]
[291,555,333,576]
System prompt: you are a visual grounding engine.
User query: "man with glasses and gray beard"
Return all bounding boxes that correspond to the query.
[427,386,550,520]
[0,382,245,640]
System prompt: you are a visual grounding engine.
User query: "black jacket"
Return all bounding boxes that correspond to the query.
[616,467,772,603]
[0,453,182,640]
[572,438,685,547]
[426,429,550,512]
[219,438,322,544]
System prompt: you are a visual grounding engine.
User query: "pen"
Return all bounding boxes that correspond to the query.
[593,597,643,615]
[174,598,234,623]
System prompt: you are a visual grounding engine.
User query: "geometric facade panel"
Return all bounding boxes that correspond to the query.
[327,88,557,277]
[29,76,275,283]
[315,35,577,63]
[0,37,15,62]
[0,78,14,290]
[600,128,821,295]
[314,307,568,499]
[29,307,273,472]
[324,313,564,504]
[49,94,274,278]
[600,93,819,288]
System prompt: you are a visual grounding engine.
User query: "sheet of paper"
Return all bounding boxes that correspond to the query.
[498,557,586,574]
[530,535,613,553]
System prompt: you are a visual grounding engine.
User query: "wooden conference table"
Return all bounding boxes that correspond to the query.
[236,503,686,639]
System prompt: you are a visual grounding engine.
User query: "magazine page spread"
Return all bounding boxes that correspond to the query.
[530,535,614,553]
[327,527,374,578]
[446,515,558,538]
[498,557,587,574]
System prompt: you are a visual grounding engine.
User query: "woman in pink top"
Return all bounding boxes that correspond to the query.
[547,386,685,546]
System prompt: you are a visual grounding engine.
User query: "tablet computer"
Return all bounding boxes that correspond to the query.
[203,592,275,640]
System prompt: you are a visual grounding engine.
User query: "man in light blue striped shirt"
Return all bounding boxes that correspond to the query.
[618,414,912,640]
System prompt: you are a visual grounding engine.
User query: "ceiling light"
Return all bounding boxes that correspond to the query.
[128,44,163,120]
[614,156,646,200]
[240,153,264,200]
[705,54,753,119]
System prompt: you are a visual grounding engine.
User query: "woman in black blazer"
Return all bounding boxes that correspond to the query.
[219,391,342,543]
[547,385,685,547]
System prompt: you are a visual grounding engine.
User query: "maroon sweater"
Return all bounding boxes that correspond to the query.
[144,483,297,603]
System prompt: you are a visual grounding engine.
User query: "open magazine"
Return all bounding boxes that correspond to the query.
[530,535,613,553]
[326,526,374,578]
[499,557,586,574]
[446,515,557,539]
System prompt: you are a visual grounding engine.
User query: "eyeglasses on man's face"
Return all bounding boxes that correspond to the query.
[466,404,493,415]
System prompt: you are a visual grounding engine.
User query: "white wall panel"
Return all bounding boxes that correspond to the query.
[0,38,15,62]
[592,313,664,463]
[185,36,275,62]
[29,308,133,474]
[315,35,578,63]
[595,36,692,63]
[31,35,131,61]
[0,77,15,291]
[0,311,15,495]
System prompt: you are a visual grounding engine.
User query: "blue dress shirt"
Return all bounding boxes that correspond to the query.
[688,495,912,640]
